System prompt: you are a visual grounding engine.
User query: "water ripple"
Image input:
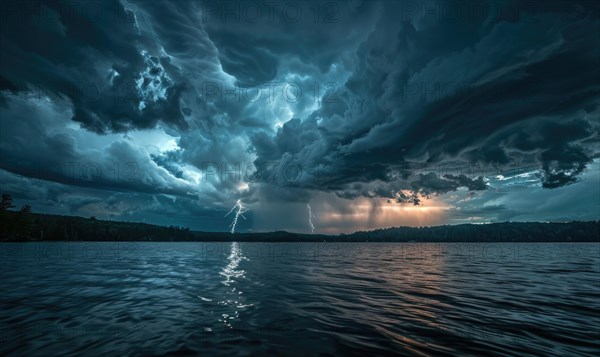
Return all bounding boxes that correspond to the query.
[0,242,599,356]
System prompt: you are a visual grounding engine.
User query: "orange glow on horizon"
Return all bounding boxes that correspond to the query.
[317,196,451,234]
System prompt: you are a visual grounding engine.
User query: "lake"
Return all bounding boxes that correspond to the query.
[1,242,599,356]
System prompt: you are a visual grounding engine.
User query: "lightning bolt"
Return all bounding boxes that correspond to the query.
[307,203,315,233]
[225,199,247,234]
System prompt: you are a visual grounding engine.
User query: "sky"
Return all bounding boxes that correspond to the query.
[0,0,599,233]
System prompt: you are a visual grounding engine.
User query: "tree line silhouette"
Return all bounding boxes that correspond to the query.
[0,194,598,242]
[0,194,34,239]
[0,194,192,242]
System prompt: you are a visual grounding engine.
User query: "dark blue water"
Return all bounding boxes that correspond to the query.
[1,242,599,356]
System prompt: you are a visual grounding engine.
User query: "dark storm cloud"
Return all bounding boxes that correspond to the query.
[0,0,187,133]
[452,204,520,223]
[0,1,254,212]
[445,162,600,223]
[413,173,488,197]
[0,167,234,230]
[251,0,600,203]
[393,191,421,206]
[1,0,599,230]
[200,0,379,80]
[211,32,279,85]
[151,149,184,179]
[0,95,197,196]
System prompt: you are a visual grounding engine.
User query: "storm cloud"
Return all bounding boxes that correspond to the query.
[1,0,598,232]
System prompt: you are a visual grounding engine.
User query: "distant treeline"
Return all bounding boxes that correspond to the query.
[0,209,598,243]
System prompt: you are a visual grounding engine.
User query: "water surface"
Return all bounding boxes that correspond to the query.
[1,242,599,356]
